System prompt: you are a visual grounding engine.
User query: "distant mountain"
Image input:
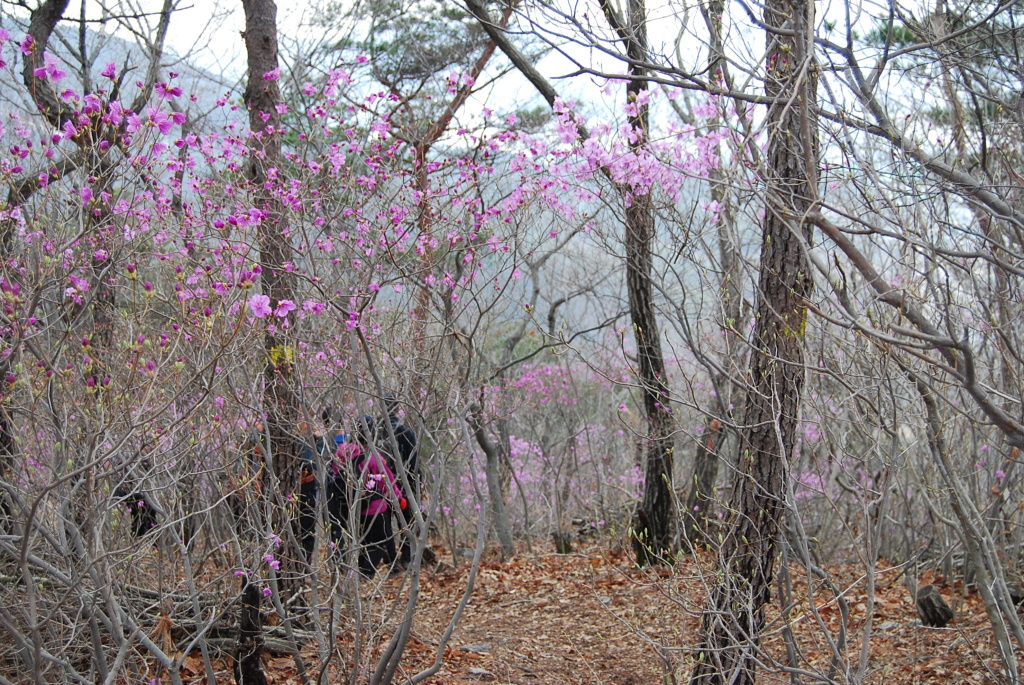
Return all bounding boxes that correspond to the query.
[1,16,238,137]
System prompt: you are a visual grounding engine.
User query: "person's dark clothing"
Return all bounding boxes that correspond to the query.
[117,489,160,537]
[114,456,162,538]
[298,478,317,562]
[299,436,327,473]
[325,434,364,558]
[356,447,403,576]
[358,509,395,577]
[324,475,350,554]
[385,417,418,489]
[382,415,418,566]
[297,437,326,562]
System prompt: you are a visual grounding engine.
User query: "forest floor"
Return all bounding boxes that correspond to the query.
[184,539,1016,684]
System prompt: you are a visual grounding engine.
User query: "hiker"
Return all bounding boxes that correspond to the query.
[324,430,356,557]
[114,455,162,538]
[381,393,419,566]
[353,416,406,576]
[296,419,327,563]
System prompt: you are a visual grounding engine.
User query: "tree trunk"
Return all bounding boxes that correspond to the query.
[915,585,954,628]
[241,0,303,598]
[21,0,72,126]
[627,188,675,565]
[612,0,677,567]
[690,0,817,681]
[470,405,516,559]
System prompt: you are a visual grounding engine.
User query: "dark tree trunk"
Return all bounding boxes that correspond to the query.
[241,0,303,597]
[627,189,675,565]
[610,0,677,567]
[21,0,72,125]
[690,0,817,681]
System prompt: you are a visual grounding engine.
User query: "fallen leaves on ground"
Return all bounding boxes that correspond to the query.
[183,542,1018,684]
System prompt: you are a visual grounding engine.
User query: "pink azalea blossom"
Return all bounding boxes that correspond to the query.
[302,299,325,314]
[155,82,182,99]
[146,107,174,135]
[33,52,66,82]
[68,274,89,292]
[248,294,272,318]
[274,299,296,317]
[106,101,125,126]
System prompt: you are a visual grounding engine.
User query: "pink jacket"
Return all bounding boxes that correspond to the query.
[359,451,403,516]
[334,443,402,516]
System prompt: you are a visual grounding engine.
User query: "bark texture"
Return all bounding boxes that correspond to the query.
[611,0,677,566]
[626,188,675,564]
[242,0,302,596]
[21,0,72,125]
[915,585,954,628]
[690,0,817,680]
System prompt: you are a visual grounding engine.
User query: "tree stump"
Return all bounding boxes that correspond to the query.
[916,584,954,627]
[421,544,437,567]
[234,578,269,685]
[552,531,573,555]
